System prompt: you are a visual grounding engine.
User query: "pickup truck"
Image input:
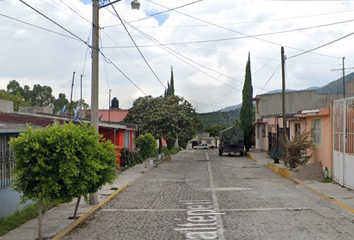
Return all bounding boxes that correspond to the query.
[193,144,209,150]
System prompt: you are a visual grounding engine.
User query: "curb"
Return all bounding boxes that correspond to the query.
[245,152,257,162]
[51,184,129,240]
[246,153,354,216]
[51,167,148,240]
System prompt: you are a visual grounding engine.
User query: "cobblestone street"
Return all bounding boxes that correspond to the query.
[63,150,354,240]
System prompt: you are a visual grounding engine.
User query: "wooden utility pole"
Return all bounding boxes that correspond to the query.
[281,47,286,145]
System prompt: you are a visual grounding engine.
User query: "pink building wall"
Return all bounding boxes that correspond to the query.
[300,108,333,174]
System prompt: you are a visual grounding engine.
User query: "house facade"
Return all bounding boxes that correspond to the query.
[187,135,219,150]
[254,89,354,177]
[0,100,137,218]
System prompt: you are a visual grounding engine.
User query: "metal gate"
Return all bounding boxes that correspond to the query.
[333,97,354,189]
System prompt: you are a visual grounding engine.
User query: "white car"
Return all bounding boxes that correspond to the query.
[193,144,209,150]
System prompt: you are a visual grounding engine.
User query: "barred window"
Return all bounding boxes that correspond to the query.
[311,119,322,146]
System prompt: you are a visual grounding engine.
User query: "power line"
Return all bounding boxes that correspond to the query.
[146,0,342,60]
[0,13,79,41]
[258,63,281,95]
[99,51,147,96]
[108,0,166,89]
[102,0,205,29]
[58,0,91,24]
[288,30,354,59]
[18,0,88,45]
[101,30,160,86]
[125,21,242,91]
[122,8,354,30]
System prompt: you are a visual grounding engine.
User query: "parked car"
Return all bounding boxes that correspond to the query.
[193,144,209,150]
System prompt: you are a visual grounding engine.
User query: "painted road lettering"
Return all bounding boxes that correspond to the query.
[174,200,225,239]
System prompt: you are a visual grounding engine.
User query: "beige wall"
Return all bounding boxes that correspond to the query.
[0,100,13,113]
[255,90,351,119]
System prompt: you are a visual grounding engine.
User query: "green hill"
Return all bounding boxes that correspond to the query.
[198,108,240,129]
[316,72,354,94]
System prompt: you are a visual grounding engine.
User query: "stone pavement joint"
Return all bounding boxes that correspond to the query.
[0,160,157,240]
[247,149,354,217]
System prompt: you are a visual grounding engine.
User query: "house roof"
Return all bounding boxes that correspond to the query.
[0,111,137,132]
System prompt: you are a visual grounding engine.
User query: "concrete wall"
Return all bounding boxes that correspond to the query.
[0,100,14,113]
[255,90,350,118]
[18,106,53,114]
[0,187,33,219]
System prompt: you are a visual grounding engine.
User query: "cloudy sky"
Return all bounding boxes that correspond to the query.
[1,0,354,113]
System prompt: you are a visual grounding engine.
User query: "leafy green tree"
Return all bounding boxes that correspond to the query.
[30,84,56,107]
[135,133,157,159]
[204,125,226,137]
[22,85,31,102]
[54,93,69,113]
[240,52,254,152]
[7,80,23,96]
[0,90,31,111]
[124,95,201,150]
[9,122,117,240]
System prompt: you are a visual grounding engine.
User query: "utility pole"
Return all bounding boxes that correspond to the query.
[330,57,354,99]
[90,0,99,204]
[227,113,230,128]
[342,57,346,99]
[69,71,76,118]
[80,74,83,120]
[109,89,111,123]
[91,0,99,134]
[90,0,140,204]
[281,46,286,145]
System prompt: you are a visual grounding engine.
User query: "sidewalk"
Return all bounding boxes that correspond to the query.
[247,149,354,216]
[0,161,154,240]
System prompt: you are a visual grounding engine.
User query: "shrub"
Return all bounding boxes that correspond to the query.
[269,147,282,164]
[135,133,157,159]
[120,148,131,167]
[283,131,314,169]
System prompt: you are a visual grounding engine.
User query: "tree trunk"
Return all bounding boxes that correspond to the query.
[158,137,162,157]
[38,200,43,240]
[73,196,81,219]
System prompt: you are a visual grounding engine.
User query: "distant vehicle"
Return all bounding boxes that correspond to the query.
[193,144,209,150]
[219,127,245,156]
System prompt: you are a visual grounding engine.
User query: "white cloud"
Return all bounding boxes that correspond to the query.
[1,0,354,113]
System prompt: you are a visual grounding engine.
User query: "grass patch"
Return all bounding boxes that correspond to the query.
[0,200,62,237]
[0,204,38,236]
[321,178,333,183]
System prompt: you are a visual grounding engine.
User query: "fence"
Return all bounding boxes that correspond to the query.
[0,134,17,188]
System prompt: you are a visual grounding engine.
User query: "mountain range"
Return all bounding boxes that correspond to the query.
[198,71,354,128]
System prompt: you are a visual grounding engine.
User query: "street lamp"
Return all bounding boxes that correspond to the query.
[90,0,140,204]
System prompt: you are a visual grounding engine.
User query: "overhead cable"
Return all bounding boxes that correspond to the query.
[102,0,205,29]
[99,51,147,96]
[108,0,166,89]
[0,13,79,41]
[146,0,342,60]
[18,0,88,45]
[288,30,354,59]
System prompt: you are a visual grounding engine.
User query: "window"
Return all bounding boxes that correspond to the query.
[294,123,301,136]
[261,124,266,138]
[311,119,322,146]
[124,131,130,148]
[132,132,136,150]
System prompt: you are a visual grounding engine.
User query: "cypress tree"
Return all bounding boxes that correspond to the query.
[240,52,254,152]
[164,66,175,98]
